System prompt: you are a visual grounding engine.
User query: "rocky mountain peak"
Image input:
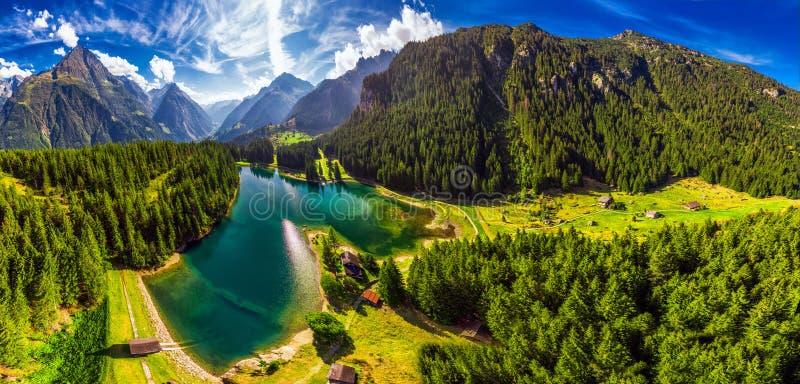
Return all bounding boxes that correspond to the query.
[53,45,112,82]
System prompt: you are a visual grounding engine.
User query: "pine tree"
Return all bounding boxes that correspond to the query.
[378,257,405,306]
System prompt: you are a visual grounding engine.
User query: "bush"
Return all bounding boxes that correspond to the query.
[341,276,361,295]
[305,311,345,345]
[610,201,627,210]
[321,274,345,301]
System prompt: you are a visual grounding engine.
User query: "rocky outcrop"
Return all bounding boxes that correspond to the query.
[762,88,784,98]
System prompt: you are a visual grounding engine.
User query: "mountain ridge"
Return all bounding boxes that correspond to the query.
[215,73,313,141]
[149,83,214,141]
[285,50,396,135]
[322,23,800,197]
[0,45,165,149]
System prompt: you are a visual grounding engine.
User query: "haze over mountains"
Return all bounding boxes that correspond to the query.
[286,50,396,135]
[0,75,23,107]
[203,100,240,128]
[214,73,314,142]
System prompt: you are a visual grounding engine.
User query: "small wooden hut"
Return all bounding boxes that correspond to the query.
[327,363,356,384]
[128,337,161,356]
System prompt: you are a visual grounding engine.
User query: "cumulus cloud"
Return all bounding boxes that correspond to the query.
[53,47,66,56]
[91,50,149,90]
[0,58,33,79]
[149,55,175,83]
[32,10,53,30]
[56,22,79,48]
[328,5,443,78]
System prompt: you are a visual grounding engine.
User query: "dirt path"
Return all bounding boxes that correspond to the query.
[120,272,155,384]
[120,272,139,339]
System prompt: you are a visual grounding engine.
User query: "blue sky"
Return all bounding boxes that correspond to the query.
[0,0,796,104]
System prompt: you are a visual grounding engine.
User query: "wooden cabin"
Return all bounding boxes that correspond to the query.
[684,201,702,211]
[327,363,356,384]
[340,251,363,277]
[598,196,614,208]
[128,337,161,356]
[361,289,381,307]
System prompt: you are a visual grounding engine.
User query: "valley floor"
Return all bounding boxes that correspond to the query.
[102,174,799,384]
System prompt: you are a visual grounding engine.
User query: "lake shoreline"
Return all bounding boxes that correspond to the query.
[220,225,327,379]
[139,166,440,380]
[136,273,222,383]
[138,250,323,381]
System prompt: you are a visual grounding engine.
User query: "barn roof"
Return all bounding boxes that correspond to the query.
[362,289,380,305]
[327,363,356,383]
[129,337,161,355]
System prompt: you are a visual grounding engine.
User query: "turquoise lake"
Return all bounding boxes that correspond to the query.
[144,167,442,373]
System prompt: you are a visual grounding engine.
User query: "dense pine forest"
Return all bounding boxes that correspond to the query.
[408,210,800,383]
[0,141,237,368]
[312,24,800,197]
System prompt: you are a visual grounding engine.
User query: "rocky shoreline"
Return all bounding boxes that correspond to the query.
[136,274,222,383]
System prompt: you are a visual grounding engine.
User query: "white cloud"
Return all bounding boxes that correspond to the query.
[203,0,298,77]
[176,81,203,100]
[328,5,443,78]
[593,0,649,22]
[56,22,79,48]
[0,58,33,79]
[91,50,151,90]
[53,47,66,56]
[32,10,52,30]
[717,49,771,66]
[149,55,175,83]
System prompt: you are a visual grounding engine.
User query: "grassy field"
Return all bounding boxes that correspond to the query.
[470,177,800,239]
[104,168,800,383]
[229,303,466,384]
[275,131,313,146]
[104,270,206,384]
[0,172,28,194]
[373,186,479,241]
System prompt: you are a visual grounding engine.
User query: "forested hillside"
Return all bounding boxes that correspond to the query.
[323,24,800,197]
[0,141,237,366]
[409,210,800,383]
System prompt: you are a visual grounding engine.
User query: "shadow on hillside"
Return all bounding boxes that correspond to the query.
[394,305,446,337]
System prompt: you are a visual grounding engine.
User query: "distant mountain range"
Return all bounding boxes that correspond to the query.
[215,73,313,142]
[286,50,395,135]
[203,99,240,128]
[0,45,397,149]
